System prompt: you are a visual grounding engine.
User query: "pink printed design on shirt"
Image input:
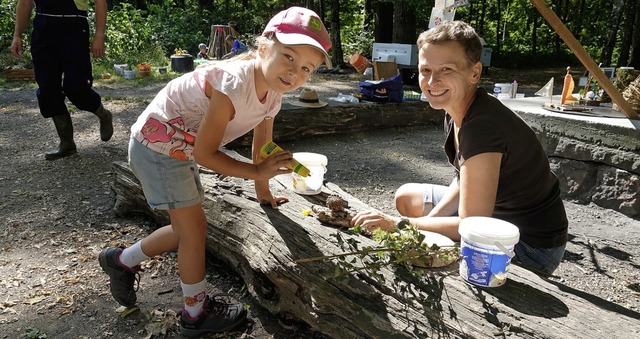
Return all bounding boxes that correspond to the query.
[140,117,179,143]
[140,117,197,160]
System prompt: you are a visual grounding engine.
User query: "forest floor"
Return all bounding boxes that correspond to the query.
[1,65,639,339]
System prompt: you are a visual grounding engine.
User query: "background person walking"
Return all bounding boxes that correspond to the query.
[10,0,113,160]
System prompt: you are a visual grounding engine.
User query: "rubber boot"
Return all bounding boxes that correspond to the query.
[93,104,113,141]
[45,114,77,160]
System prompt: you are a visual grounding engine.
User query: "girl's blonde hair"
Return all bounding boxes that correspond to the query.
[229,35,272,61]
[196,36,273,67]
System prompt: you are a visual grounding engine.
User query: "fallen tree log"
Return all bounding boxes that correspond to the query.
[112,159,640,338]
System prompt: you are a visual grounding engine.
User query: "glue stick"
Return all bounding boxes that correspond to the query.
[259,141,310,177]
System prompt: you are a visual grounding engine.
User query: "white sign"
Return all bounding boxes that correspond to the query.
[428,7,456,29]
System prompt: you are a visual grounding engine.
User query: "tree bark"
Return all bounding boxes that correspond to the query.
[374,1,393,43]
[600,0,625,66]
[392,0,416,44]
[532,13,539,55]
[364,0,373,31]
[574,0,586,43]
[478,0,487,37]
[111,159,640,339]
[617,0,633,67]
[630,0,640,68]
[329,0,343,69]
[496,0,502,55]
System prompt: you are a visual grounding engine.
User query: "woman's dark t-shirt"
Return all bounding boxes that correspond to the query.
[443,88,568,248]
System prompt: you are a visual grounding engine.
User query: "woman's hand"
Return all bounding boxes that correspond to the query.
[350,210,399,232]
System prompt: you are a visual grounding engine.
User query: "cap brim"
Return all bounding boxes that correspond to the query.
[289,100,328,108]
[275,32,332,69]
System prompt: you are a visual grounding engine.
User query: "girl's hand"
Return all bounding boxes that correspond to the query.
[256,151,294,180]
[350,210,398,232]
[255,182,289,209]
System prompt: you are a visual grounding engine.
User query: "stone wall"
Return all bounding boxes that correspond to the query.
[513,108,640,218]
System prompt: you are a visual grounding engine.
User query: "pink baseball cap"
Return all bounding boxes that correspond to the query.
[262,6,332,68]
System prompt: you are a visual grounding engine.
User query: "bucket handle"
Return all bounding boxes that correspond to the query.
[494,241,515,258]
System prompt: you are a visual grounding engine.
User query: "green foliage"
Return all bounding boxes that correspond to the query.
[296,226,460,282]
[99,2,169,68]
[145,0,213,58]
[341,24,375,59]
[0,0,636,72]
[26,326,47,339]
[0,0,20,51]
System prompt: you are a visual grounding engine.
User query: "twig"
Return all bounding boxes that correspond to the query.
[572,263,587,274]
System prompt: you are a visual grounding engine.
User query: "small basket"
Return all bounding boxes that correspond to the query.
[4,69,35,82]
[403,90,422,101]
[123,69,136,79]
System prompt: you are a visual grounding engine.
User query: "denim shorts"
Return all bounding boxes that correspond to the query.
[421,183,456,214]
[128,138,203,210]
[513,241,565,275]
[421,183,564,274]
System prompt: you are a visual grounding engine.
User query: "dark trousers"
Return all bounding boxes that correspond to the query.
[31,14,101,118]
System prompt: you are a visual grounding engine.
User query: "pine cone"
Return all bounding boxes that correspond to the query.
[326,195,347,212]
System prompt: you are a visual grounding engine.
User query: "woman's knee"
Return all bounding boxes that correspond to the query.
[395,183,426,217]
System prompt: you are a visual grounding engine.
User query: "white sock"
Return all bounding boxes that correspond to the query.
[181,279,207,318]
[119,241,149,269]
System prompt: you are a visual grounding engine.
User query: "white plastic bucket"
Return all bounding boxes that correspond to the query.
[493,83,512,97]
[291,152,327,195]
[458,217,520,287]
[123,70,136,79]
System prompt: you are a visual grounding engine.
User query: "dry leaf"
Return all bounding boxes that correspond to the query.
[27,296,46,305]
[1,301,17,307]
[59,306,76,316]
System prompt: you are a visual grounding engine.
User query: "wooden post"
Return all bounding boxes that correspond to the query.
[530,0,639,120]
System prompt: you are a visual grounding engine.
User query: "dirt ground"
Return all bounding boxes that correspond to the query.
[1,68,639,339]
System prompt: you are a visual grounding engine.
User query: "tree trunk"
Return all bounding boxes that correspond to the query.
[532,12,539,55]
[552,0,562,55]
[478,0,487,37]
[329,0,343,69]
[111,160,640,339]
[629,0,640,68]
[574,0,586,42]
[392,0,416,44]
[601,0,625,66]
[364,0,373,31]
[374,1,393,43]
[617,0,633,67]
[495,0,502,55]
[466,0,476,26]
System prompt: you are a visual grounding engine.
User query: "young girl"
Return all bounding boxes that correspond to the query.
[99,7,331,337]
